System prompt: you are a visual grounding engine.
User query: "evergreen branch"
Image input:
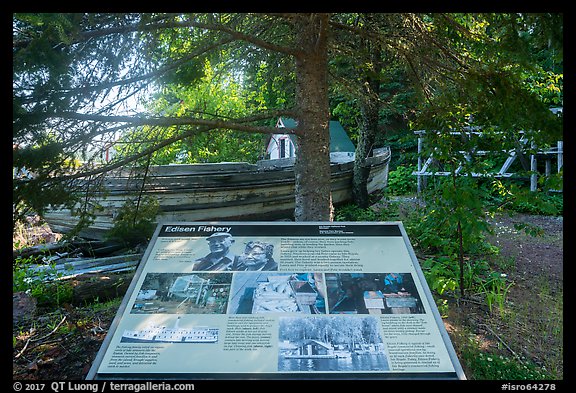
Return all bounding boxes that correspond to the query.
[52,110,300,136]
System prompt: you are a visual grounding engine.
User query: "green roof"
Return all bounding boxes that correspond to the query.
[328,120,356,152]
[279,118,356,153]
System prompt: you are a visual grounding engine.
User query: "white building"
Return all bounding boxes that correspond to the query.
[265,118,357,163]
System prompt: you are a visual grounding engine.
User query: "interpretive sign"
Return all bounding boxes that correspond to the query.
[87,221,465,380]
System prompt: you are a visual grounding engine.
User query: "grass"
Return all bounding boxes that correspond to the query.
[460,347,551,380]
[453,285,563,380]
[443,250,563,380]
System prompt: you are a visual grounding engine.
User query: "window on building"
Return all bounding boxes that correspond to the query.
[280,138,287,158]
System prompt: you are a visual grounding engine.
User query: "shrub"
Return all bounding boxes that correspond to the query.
[13,256,73,307]
[105,195,159,245]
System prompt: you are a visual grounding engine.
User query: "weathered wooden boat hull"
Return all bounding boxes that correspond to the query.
[43,148,390,239]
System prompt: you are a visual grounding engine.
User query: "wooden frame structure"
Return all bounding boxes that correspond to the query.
[413,128,563,194]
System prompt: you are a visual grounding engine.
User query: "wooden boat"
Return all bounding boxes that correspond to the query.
[42,147,391,239]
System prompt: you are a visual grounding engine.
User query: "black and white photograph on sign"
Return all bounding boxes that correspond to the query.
[192,232,238,271]
[130,273,232,314]
[326,273,425,314]
[278,316,390,372]
[227,272,327,314]
[231,240,278,271]
[191,232,279,271]
[120,316,219,344]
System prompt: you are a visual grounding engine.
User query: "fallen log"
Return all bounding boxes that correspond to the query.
[67,239,122,257]
[13,241,71,260]
[14,239,128,261]
[69,271,135,306]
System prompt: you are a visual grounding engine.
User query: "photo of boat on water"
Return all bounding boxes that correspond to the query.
[121,316,219,344]
[278,316,389,372]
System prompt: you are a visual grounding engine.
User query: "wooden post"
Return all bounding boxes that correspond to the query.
[530,141,537,192]
[557,141,563,173]
[417,136,423,195]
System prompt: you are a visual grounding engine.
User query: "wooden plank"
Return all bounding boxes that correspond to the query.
[30,254,142,272]
[498,152,517,175]
[59,254,143,270]
[57,260,140,280]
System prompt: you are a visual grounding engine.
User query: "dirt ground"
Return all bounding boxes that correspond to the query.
[12,212,563,380]
[445,212,564,379]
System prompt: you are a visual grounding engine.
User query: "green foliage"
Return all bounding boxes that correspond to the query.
[335,196,421,223]
[462,258,493,289]
[116,59,265,165]
[331,100,361,142]
[480,272,514,316]
[461,346,552,380]
[434,298,450,319]
[386,165,418,196]
[411,179,492,256]
[105,195,159,246]
[484,178,563,217]
[334,204,379,222]
[158,130,264,164]
[329,33,417,147]
[13,256,73,307]
[404,214,453,256]
[413,14,563,143]
[382,133,419,169]
[244,54,296,111]
[523,70,563,107]
[87,296,122,312]
[13,139,84,223]
[420,254,511,303]
[13,13,563,227]
[421,257,459,295]
[508,190,562,216]
[408,170,515,302]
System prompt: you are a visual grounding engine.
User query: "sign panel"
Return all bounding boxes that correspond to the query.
[87,222,465,380]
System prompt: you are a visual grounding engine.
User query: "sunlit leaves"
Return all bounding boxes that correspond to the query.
[116,58,264,164]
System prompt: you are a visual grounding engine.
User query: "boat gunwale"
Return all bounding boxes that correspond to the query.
[42,148,391,239]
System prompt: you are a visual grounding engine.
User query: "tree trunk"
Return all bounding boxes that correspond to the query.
[353,40,382,208]
[353,98,379,208]
[293,14,332,222]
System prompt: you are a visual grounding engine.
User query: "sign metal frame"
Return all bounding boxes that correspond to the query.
[87,221,466,380]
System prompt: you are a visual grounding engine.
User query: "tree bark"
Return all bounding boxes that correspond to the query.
[353,40,382,208]
[293,14,332,221]
[353,98,379,208]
